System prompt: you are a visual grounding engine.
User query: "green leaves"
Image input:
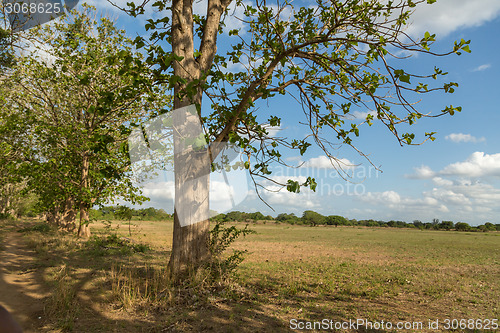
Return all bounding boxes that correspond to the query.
[394,69,411,84]
[122,0,469,205]
[453,38,472,55]
[1,7,170,222]
[442,105,462,116]
[286,179,300,193]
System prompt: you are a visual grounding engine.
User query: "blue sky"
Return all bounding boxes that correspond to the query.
[79,0,500,225]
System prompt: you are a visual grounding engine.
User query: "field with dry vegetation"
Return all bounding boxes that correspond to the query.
[0,219,499,332]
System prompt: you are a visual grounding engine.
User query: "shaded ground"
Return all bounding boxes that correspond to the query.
[0,231,48,332]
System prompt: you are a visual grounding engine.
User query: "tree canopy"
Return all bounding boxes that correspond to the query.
[117,0,471,272]
[1,6,168,235]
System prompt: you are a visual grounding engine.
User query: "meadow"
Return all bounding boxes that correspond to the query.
[0,219,498,332]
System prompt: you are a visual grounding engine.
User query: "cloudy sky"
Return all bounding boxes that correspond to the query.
[77,0,500,225]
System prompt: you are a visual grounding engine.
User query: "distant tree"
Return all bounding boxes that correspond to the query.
[483,222,496,232]
[326,215,348,227]
[276,213,299,224]
[225,211,244,222]
[455,222,471,231]
[413,220,424,229]
[115,206,134,236]
[424,223,434,230]
[438,221,454,230]
[302,210,325,226]
[249,211,265,221]
[366,220,380,227]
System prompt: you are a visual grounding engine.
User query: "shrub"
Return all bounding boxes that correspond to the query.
[206,221,255,284]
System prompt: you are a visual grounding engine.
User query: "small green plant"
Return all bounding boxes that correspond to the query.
[0,212,12,220]
[18,222,53,233]
[206,221,256,284]
[85,234,150,256]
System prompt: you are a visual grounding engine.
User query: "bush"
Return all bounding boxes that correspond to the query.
[206,221,255,283]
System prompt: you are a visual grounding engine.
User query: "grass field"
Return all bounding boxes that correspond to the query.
[0,219,499,332]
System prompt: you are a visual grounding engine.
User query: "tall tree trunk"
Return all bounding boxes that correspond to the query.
[168,104,211,276]
[60,197,76,232]
[168,0,210,276]
[78,203,91,238]
[78,154,91,238]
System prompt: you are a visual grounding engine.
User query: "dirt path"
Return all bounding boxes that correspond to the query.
[0,232,49,332]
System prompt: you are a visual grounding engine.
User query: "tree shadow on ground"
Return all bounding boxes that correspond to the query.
[0,221,156,332]
[1,220,394,332]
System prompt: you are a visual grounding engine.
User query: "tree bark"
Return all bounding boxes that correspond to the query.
[60,197,76,232]
[77,154,91,238]
[168,105,211,276]
[168,0,207,276]
[78,203,91,238]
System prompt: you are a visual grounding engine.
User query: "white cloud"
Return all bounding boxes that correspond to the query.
[361,190,401,205]
[473,64,492,72]
[263,189,318,209]
[142,181,175,200]
[263,124,282,137]
[302,156,356,170]
[359,190,449,213]
[407,165,436,179]
[445,133,486,143]
[425,188,471,206]
[432,177,453,187]
[408,153,500,179]
[441,152,500,178]
[383,152,500,223]
[405,0,500,38]
[351,110,377,120]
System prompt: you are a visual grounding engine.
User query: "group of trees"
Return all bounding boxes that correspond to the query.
[211,210,274,222]
[91,206,172,221]
[1,0,473,273]
[1,6,168,236]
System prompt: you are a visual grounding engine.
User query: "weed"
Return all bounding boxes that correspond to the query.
[45,264,80,331]
[206,221,256,285]
[18,222,53,233]
[84,234,150,256]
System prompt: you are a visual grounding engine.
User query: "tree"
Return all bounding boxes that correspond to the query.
[122,0,470,275]
[115,205,134,236]
[326,215,347,227]
[0,26,15,70]
[2,6,167,236]
[454,222,471,232]
[0,4,16,72]
[302,210,325,226]
[438,220,454,230]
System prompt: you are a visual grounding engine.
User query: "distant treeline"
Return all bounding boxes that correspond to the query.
[86,207,499,232]
[90,206,172,221]
[211,210,500,232]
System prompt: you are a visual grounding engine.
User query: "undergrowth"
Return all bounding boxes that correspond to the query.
[109,221,256,311]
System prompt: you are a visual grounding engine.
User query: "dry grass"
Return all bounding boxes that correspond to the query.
[1,219,499,332]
